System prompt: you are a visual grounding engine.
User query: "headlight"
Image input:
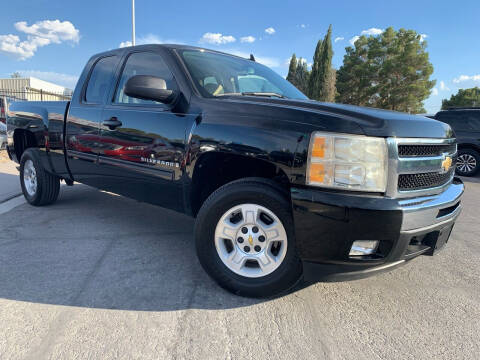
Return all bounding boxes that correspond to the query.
[307,132,388,192]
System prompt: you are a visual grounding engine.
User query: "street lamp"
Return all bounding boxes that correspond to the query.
[132,0,136,46]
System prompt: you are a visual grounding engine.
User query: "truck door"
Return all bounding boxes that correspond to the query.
[66,55,120,185]
[98,50,187,211]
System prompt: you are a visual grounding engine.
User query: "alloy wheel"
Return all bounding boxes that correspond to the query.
[456,154,477,173]
[23,159,37,196]
[214,203,288,278]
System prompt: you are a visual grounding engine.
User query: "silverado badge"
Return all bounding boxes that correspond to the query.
[441,155,453,173]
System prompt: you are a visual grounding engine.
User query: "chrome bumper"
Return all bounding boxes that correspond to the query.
[399,179,464,231]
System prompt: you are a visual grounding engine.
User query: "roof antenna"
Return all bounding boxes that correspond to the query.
[249,54,256,62]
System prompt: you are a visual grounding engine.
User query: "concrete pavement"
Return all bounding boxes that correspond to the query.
[0,156,479,359]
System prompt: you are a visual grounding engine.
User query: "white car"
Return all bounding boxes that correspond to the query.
[0,122,6,150]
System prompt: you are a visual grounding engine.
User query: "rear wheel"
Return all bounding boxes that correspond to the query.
[456,149,479,176]
[195,178,302,297]
[20,149,60,206]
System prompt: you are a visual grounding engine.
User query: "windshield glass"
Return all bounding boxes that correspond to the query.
[179,50,308,100]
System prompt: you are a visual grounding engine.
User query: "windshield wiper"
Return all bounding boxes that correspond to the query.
[241,92,285,98]
[215,92,286,99]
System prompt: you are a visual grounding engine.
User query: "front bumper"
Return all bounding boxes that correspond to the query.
[291,178,464,281]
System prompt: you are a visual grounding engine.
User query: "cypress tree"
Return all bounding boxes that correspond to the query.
[308,40,322,99]
[286,54,298,85]
[295,58,310,94]
[308,25,336,101]
[318,25,334,101]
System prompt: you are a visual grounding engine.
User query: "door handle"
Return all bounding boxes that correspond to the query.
[102,117,122,130]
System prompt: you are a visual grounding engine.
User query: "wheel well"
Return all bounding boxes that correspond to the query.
[13,129,37,161]
[190,152,291,217]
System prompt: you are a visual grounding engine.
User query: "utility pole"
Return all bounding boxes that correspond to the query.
[132,0,136,46]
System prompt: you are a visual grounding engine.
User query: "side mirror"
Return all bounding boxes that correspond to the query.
[124,75,178,105]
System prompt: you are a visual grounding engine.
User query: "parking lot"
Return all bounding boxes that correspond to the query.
[0,151,479,360]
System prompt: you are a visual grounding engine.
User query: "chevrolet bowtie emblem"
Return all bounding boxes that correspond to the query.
[442,156,453,173]
[248,235,253,245]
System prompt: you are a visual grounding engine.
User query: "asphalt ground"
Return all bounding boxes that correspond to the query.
[0,153,479,359]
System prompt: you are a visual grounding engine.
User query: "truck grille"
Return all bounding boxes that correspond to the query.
[398,144,456,157]
[398,169,455,191]
[386,138,457,197]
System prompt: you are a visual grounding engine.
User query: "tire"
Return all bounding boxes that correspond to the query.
[20,148,60,206]
[456,149,480,177]
[194,178,302,298]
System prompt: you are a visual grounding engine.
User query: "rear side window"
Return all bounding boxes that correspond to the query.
[437,111,480,131]
[114,51,177,105]
[85,56,118,104]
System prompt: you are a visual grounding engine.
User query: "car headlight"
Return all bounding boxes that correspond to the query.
[306,132,388,192]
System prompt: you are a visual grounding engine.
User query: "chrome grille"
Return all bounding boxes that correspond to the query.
[398,169,455,191]
[398,144,456,157]
[386,138,457,198]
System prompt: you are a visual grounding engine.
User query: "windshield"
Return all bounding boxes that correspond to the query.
[179,50,308,100]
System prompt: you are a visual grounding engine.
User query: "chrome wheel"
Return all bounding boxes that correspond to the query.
[23,159,37,196]
[457,154,477,173]
[214,203,288,278]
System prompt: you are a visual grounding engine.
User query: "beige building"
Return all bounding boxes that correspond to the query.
[0,77,72,101]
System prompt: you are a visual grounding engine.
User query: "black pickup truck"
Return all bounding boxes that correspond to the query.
[5,44,464,297]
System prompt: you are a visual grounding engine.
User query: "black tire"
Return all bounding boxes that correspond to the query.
[20,148,60,206]
[456,149,480,177]
[194,178,302,298]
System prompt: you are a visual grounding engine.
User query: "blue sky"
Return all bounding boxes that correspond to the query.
[0,0,479,113]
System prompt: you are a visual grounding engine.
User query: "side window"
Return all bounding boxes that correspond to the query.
[114,52,177,105]
[439,112,480,131]
[85,56,118,104]
[466,112,480,131]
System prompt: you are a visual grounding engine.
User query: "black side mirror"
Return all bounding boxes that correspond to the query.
[124,75,178,105]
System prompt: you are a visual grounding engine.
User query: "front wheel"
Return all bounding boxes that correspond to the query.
[20,149,60,206]
[456,149,479,177]
[194,178,302,297]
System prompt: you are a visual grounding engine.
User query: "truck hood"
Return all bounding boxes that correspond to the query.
[211,97,453,139]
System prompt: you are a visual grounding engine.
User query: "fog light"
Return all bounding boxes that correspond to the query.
[349,240,379,256]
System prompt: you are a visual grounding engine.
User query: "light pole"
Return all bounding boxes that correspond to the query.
[132,0,136,46]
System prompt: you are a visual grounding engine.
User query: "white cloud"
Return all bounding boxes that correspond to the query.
[15,20,80,44]
[200,32,236,45]
[119,34,183,48]
[453,74,480,83]
[334,37,344,43]
[227,50,280,68]
[240,36,256,43]
[15,70,78,89]
[265,27,276,35]
[119,40,132,48]
[360,28,384,36]
[0,20,80,60]
[299,24,307,29]
[431,88,439,96]
[349,36,360,46]
[420,34,428,42]
[285,56,308,66]
[439,81,450,91]
[348,28,384,47]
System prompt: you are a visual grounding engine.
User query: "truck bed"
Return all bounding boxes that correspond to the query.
[7,100,70,176]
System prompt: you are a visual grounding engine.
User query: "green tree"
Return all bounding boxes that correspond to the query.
[308,25,335,101]
[441,87,480,109]
[286,54,310,94]
[308,39,322,99]
[294,58,310,94]
[318,25,334,101]
[286,54,298,85]
[336,27,435,113]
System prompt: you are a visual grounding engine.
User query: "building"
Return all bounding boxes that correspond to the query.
[0,77,72,101]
